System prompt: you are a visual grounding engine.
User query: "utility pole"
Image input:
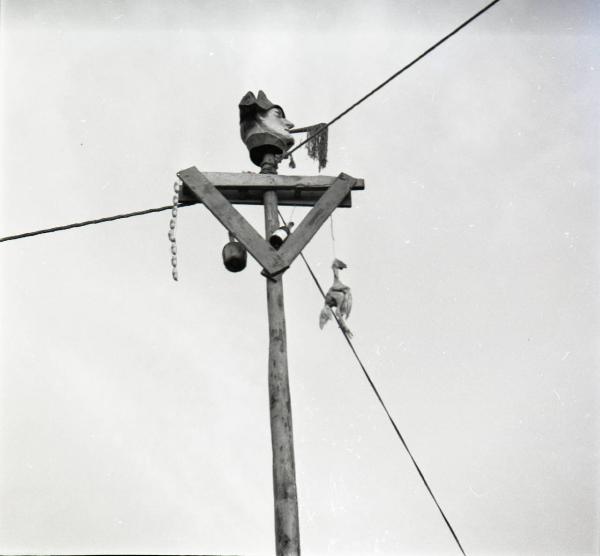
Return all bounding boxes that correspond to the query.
[177,161,363,555]
[260,150,300,553]
[264,188,300,554]
[176,86,364,556]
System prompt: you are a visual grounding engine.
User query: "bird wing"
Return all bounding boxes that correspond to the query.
[319,305,333,329]
[340,288,352,319]
[339,318,353,339]
[324,288,336,307]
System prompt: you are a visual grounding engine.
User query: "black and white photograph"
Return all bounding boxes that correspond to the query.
[1,1,598,555]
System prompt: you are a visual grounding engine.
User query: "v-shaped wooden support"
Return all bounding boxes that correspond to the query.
[177,167,286,275]
[177,167,360,276]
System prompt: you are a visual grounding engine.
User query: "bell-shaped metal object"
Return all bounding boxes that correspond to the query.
[222,233,247,272]
[269,222,294,250]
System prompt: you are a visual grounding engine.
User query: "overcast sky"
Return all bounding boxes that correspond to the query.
[1,1,599,555]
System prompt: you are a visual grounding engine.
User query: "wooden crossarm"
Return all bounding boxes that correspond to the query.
[278,174,356,268]
[178,171,364,207]
[177,167,364,277]
[190,172,364,190]
[177,167,288,276]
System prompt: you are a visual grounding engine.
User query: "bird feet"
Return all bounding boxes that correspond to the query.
[337,314,353,339]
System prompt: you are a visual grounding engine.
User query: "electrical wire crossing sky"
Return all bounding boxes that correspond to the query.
[1,1,598,555]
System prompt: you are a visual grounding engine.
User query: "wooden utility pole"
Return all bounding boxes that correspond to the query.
[264,189,300,555]
[177,163,364,556]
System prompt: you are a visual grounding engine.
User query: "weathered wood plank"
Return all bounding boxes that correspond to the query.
[179,186,353,207]
[194,170,364,190]
[177,167,287,276]
[279,173,356,268]
[177,167,363,207]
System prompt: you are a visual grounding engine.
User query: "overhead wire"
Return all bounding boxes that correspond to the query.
[329,215,336,259]
[285,0,502,158]
[1,0,501,247]
[0,202,195,243]
[0,1,504,550]
[277,210,468,555]
[277,4,504,546]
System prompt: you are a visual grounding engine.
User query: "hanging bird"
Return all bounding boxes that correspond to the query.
[319,258,353,338]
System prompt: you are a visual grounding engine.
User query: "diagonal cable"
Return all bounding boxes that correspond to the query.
[0,202,195,243]
[286,0,502,158]
[0,0,500,246]
[278,211,468,555]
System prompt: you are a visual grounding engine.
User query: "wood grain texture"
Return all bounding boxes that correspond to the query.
[278,174,356,268]
[188,170,364,190]
[177,167,365,274]
[264,191,301,556]
[180,187,353,208]
[177,167,287,276]
[177,168,363,207]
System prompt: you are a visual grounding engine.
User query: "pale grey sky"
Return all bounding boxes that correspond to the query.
[1,1,599,555]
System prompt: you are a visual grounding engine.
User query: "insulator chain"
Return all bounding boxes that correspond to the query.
[168,180,181,281]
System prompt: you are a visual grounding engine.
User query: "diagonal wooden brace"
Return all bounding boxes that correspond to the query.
[177,167,288,276]
[177,167,360,278]
[278,173,356,268]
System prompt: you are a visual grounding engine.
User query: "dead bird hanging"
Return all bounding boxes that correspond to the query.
[319,258,353,338]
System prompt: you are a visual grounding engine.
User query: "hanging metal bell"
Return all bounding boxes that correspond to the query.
[222,236,247,272]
